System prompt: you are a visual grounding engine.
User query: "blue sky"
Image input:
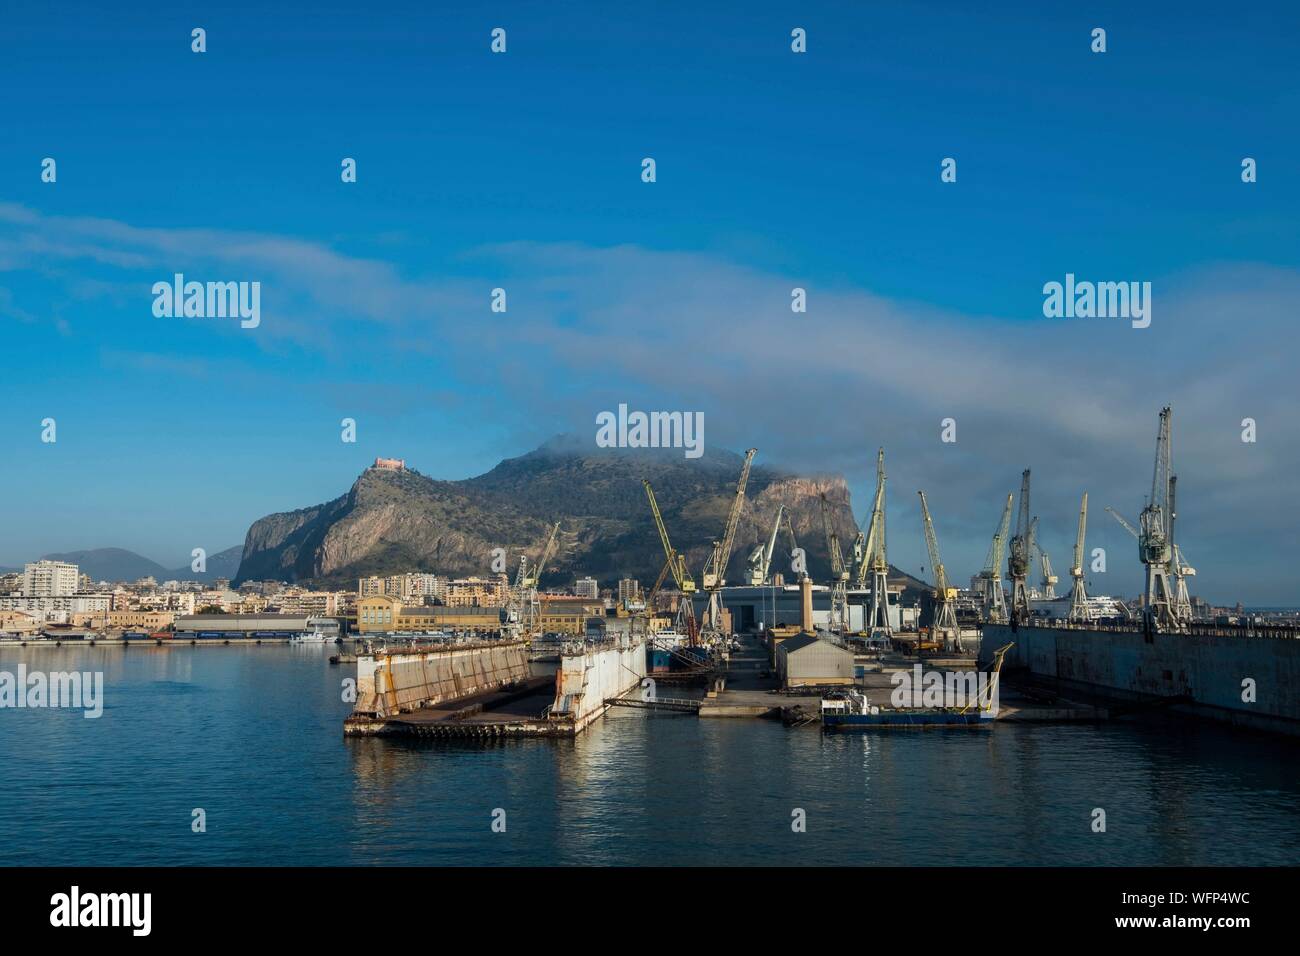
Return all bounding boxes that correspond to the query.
[2,1,1298,602]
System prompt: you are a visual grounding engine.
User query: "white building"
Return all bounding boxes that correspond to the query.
[23,560,79,597]
[575,577,599,600]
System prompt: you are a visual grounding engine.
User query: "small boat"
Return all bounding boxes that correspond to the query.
[293,617,342,644]
[291,629,334,644]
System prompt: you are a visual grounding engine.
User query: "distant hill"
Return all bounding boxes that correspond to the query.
[234,437,927,595]
[36,545,243,584]
[40,548,171,583]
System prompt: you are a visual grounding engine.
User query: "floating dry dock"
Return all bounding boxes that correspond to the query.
[343,636,647,738]
[984,621,1300,737]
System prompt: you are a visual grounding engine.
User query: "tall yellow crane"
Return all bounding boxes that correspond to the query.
[918,490,960,649]
[700,449,756,644]
[643,479,698,643]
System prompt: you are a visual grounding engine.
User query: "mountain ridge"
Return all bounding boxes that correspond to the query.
[233,440,927,594]
[33,546,243,584]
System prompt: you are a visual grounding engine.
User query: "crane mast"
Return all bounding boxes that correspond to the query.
[1068,493,1092,622]
[864,449,892,637]
[918,490,960,650]
[980,494,1013,623]
[1026,516,1058,601]
[701,448,757,643]
[507,521,562,640]
[1008,469,1033,623]
[643,479,698,643]
[748,505,785,586]
[1107,507,1139,540]
[818,492,850,633]
[1169,474,1193,624]
[783,510,805,582]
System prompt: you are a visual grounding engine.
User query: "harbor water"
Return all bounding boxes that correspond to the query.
[1,644,1296,866]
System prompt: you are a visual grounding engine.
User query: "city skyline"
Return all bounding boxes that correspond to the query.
[3,2,1298,603]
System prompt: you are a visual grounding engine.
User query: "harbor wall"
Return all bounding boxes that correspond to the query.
[551,636,647,733]
[982,623,1300,736]
[354,641,531,719]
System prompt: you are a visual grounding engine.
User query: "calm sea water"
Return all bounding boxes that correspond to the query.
[1,644,1296,866]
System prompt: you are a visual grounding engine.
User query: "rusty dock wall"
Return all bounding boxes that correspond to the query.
[982,623,1300,737]
[349,640,531,721]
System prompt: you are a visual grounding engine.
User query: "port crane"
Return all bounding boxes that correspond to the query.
[818,492,851,633]
[918,490,960,650]
[979,494,1013,623]
[1137,407,1179,632]
[1108,504,1195,627]
[857,448,892,638]
[1008,470,1033,624]
[643,479,699,643]
[1168,474,1195,624]
[1068,493,1092,623]
[507,521,562,640]
[747,504,785,586]
[700,448,757,642]
[1031,519,1059,601]
[783,509,806,582]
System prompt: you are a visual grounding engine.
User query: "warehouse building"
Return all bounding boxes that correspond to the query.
[173,613,310,638]
[775,632,856,689]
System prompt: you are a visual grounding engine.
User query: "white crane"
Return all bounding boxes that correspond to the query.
[1168,474,1194,624]
[979,494,1014,624]
[1110,501,1196,627]
[1138,407,1178,632]
[1068,493,1092,623]
[861,448,892,638]
[818,492,851,633]
[747,505,785,586]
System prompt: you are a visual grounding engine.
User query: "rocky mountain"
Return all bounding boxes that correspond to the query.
[233,437,927,594]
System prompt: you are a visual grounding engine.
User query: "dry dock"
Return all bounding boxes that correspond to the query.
[344,635,647,738]
[984,622,1300,736]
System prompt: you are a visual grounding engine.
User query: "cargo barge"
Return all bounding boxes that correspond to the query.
[982,622,1300,737]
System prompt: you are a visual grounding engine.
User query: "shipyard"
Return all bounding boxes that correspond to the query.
[316,408,1299,740]
[7,409,1299,743]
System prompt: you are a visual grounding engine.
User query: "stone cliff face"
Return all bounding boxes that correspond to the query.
[233,442,923,591]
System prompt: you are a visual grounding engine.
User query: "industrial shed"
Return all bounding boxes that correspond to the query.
[775,632,856,689]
